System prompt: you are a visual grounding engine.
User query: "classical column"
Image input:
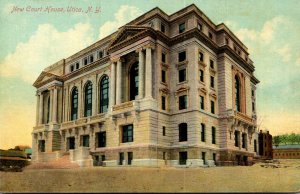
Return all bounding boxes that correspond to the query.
[52,87,58,123]
[138,48,145,99]
[92,75,97,116]
[78,82,83,118]
[116,58,122,104]
[145,45,154,98]
[36,93,40,126]
[49,89,53,123]
[38,92,43,125]
[109,62,116,108]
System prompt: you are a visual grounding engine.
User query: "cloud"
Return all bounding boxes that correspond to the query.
[98,5,142,39]
[0,23,94,83]
[275,44,291,63]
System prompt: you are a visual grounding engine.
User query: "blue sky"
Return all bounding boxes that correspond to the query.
[0,0,299,149]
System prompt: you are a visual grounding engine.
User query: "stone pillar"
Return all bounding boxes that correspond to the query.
[38,92,43,125]
[116,58,122,104]
[110,62,116,109]
[49,89,53,123]
[138,48,145,99]
[36,93,40,126]
[145,45,154,98]
[52,87,58,123]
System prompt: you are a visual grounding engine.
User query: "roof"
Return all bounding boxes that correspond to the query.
[273,144,300,149]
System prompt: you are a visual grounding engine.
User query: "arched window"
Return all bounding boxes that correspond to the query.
[84,81,93,117]
[99,75,109,113]
[235,75,241,112]
[71,87,78,121]
[46,96,50,123]
[129,62,139,101]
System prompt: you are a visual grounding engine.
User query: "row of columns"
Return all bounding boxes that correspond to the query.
[110,44,153,106]
[36,86,59,125]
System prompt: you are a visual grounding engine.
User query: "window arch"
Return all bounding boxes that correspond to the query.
[84,81,93,117]
[71,87,78,121]
[235,75,241,112]
[46,96,50,123]
[129,62,139,101]
[99,75,109,113]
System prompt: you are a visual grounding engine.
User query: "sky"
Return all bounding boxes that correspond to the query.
[0,0,299,149]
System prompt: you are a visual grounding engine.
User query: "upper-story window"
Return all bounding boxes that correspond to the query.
[84,81,93,117]
[211,100,215,114]
[212,126,216,144]
[210,60,214,69]
[161,70,166,83]
[178,51,186,62]
[129,62,139,101]
[252,89,255,97]
[199,52,204,62]
[122,124,133,143]
[71,87,78,121]
[99,75,109,113]
[70,65,75,72]
[200,95,205,110]
[210,76,215,88]
[201,123,205,142]
[161,23,165,33]
[197,22,203,31]
[89,54,94,63]
[235,75,241,112]
[179,22,185,33]
[179,95,187,110]
[200,69,204,82]
[161,96,166,110]
[98,51,103,59]
[83,57,88,66]
[178,68,186,82]
[209,32,213,40]
[162,52,166,63]
[75,62,79,69]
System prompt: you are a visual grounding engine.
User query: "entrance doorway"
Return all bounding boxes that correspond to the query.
[67,137,75,150]
[179,151,187,165]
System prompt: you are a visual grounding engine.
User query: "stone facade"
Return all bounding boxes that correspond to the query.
[31,4,260,167]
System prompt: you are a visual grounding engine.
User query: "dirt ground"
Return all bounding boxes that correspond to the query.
[0,159,299,192]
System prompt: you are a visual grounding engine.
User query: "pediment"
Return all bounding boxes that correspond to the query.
[108,25,151,51]
[33,71,60,87]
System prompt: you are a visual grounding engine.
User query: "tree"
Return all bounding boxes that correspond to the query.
[273,136,280,147]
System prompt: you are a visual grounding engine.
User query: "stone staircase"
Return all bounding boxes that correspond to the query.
[26,153,80,169]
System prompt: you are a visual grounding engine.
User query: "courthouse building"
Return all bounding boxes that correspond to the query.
[32,4,260,167]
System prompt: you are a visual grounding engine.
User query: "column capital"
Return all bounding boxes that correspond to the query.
[135,47,144,53]
[111,57,125,63]
[143,43,155,50]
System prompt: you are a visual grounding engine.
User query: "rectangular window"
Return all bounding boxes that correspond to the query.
[211,100,215,114]
[210,60,214,69]
[98,132,106,147]
[122,124,133,143]
[199,52,204,62]
[200,96,205,110]
[179,95,187,110]
[98,51,103,59]
[202,152,206,164]
[213,153,216,162]
[162,52,166,63]
[161,70,166,83]
[178,51,186,62]
[178,69,186,82]
[162,126,166,136]
[161,23,165,33]
[119,152,124,165]
[161,96,166,110]
[235,130,240,147]
[200,69,204,82]
[254,139,257,152]
[101,155,105,162]
[75,62,79,69]
[242,133,247,148]
[212,127,216,144]
[84,57,88,65]
[128,152,133,165]
[252,102,255,112]
[201,123,205,142]
[209,32,213,39]
[252,90,255,97]
[81,135,90,147]
[179,123,187,142]
[163,152,166,160]
[179,22,185,33]
[210,76,215,88]
[179,152,187,165]
[89,54,94,63]
[197,22,203,31]
[70,65,74,72]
